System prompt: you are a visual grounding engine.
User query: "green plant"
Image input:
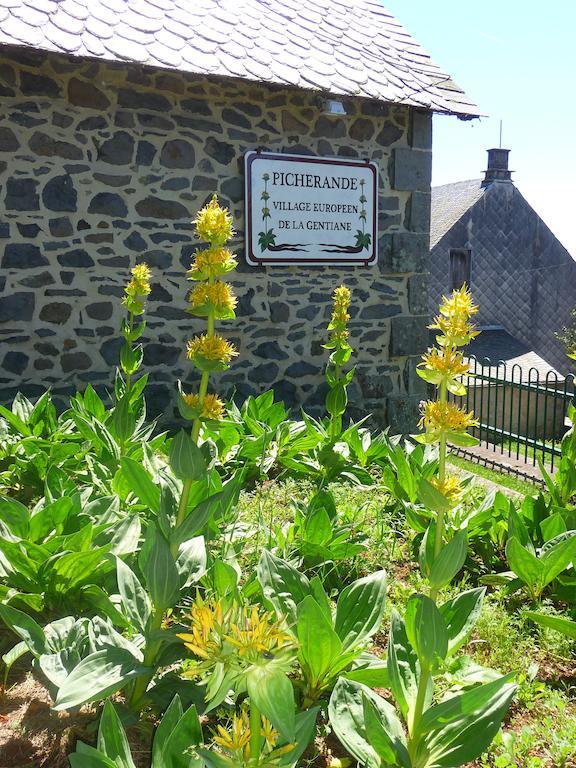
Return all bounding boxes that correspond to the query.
[327,288,516,768]
[490,506,576,601]
[0,491,138,615]
[69,695,202,768]
[257,550,387,704]
[323,285,354,442]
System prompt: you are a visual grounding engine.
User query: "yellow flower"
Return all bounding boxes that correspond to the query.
[439,285,478,320]
[213,710,251,759]
[421,348,469,378]
[419,400,478,435]
[330,285,351,327]
[123,263,152,315]
[431,474,464,503]
[430,286,479,347]
[225,604,294,658]
[188,247,238,281]
[186,333,238,372]
[182,392,225,421]
[177,600,225,660]
[194,195,234,245]
[189,281,237,317]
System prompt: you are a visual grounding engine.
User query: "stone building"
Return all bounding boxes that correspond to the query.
[430,148,576,374]
[0,0,477,430]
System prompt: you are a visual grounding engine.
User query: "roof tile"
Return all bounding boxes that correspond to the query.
[0,0,479,115]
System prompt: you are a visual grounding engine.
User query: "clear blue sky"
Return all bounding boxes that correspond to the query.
[384,1,576,257]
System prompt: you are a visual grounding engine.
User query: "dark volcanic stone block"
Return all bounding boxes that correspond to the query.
[99,131,135,165]
[88,192,128,217]
[3,350,28,375]
[5,178,39,211]
[0,292,35,321]
[40,302,72,324]
[3,243,47,268]
[42,175,77,212]
[160,139,195,169]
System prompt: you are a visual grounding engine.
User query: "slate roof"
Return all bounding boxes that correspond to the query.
[430,179,486,247]
[0,0,479,114]
[466,329,562,381]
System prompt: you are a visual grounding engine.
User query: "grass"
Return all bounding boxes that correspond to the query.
[448,453,539,496]
[235,476,576,768]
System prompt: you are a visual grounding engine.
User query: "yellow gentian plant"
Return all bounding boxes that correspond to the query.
[324,285,353,439]
[120,262,151,396]
[171,195,239,529]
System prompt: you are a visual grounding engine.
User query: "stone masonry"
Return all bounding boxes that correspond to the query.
[0,48,431,431]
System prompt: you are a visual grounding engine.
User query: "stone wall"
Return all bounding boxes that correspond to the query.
[0,47,432,430]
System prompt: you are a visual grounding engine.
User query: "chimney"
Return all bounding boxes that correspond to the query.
[482,148,512,186]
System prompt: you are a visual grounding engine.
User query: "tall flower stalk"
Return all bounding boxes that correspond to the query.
[409,285,480,742]
[415,285,479,556]
[324,285,353,440]
[176,195,238,526]
[120,263,151,397]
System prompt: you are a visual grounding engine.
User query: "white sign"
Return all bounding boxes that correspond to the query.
[245,151,378,266]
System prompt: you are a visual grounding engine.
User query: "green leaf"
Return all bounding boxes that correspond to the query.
[418,477,451,514]
[412,675,516,767]
[54,648,150,710]
[328,677,400,768]
[539,534,576,587]
[176,537,207,590]
[505,537,542,590]
[152,694,183,768]
[0,402,31,435]
[169,430,206,481]
[2,640,29,684]
[117,559,152,633]
[297,595,342,686]
[439,587,485,655]
[118,457,160,512]
[247,666,295,743]
[139,525,180,611]
[525,611,576,640]
[257,550,311,626]
[428,531,468,589]
[334,570,387,651]
[97,700,137,768]
[387,610,421,726]
[0,604,47,657]
[0,496,30,538]
[277,708,320,768]
[162,702,204,768]
[405,594,448,671]
[326,382,347,419]
[51,548,110,595]
[70,744,118,768]
[363,694,411,768]
[111,395,136,444]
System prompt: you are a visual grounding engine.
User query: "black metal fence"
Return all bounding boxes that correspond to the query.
[451,356,575,471]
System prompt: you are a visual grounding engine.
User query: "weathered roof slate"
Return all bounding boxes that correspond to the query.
[0,0,479,115]
[430,178,486,247]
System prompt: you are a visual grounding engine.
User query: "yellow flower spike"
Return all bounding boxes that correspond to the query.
[419,400,478,436]
[431,475,464,503]
[212,711,251,756]
[189,281,237,319]
[181,392,225,421]
[186,333,238,372]
[329,285,351,328]
[193,194,234,245]
[188,246,238,281]
[122,262,152,315]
